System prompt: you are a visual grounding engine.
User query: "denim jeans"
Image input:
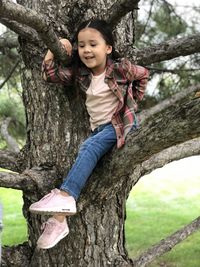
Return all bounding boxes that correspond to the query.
[60,123,117,200]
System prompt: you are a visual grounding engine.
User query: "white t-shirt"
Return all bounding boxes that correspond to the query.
[85,71,119,130]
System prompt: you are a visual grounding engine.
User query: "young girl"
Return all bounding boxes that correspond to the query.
[29,19,149,249]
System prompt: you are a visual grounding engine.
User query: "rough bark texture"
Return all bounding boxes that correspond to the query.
[0,150,20,172]
[0,0,200,266]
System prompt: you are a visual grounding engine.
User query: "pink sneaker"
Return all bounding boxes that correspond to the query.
[37,217,69,249]
[29,188,76,215]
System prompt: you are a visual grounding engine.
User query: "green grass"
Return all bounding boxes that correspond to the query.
[1,157,200,267]
[0,187,27,245]
[0,167,27,245]
[125,156,200,267]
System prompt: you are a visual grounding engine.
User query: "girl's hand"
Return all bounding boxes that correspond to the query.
[59,38,72,56]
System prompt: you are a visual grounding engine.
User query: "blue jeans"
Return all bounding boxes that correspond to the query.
[60,123,117,200]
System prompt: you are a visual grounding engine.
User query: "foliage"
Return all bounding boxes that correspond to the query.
[136,0,200,100]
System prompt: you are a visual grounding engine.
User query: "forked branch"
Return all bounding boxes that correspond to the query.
[105,0,140,28]
[0,18,39,44]
[0,171,35,191]
[0,0,69,63]
[134,33,200,65]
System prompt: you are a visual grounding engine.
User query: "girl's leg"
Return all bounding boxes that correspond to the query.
[60,122,117,200]
[31,123,117,249]
[29,123,117,214]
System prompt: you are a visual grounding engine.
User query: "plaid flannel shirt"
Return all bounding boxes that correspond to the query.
[42,57,149,148]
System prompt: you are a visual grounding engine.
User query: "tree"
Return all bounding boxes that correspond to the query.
[0,0,200,266]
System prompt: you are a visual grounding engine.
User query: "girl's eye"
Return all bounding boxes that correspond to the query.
[91,44,97,47]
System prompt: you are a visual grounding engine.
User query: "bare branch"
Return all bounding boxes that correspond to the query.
[0,18,39,44]
[0,61,20,90]
[0,170,35,191]
[105,0,140,28]
[2,242,31,267]
[140,84,200,123]
[0,0,69,63]
[147,66,200,74]
[132,216,200,267]
[0,149,20,172]
[134,33,200,65]
[132,137,200,184]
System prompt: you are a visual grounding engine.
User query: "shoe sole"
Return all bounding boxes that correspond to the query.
[37,229,69,249]
[29,208,76,216]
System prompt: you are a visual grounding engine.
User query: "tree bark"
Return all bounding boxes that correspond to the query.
[0,150,20,172]
[0,0,200,266]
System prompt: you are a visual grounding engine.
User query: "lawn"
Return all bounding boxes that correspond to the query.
[0,187,27,245]
[126,156,200,267]
[1,156,200,267]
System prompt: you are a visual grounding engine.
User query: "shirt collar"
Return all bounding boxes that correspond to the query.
[79,58,115,78]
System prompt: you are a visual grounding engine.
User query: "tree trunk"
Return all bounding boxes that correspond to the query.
[2,0,135,266]
[1,0,200,266]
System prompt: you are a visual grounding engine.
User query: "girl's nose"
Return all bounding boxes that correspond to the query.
[84,46,91,53]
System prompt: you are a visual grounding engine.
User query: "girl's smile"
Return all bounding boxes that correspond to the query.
[78,28,112,75]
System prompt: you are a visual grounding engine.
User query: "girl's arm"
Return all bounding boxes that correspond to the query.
[42,39,73,84]
[122,58,149,101]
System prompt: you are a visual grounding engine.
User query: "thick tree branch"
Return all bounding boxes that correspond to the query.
[140,84,200,123]
[148,66,200,74]
[83,96,200,204]
[1,242,31,267]
[0,18,39,44]
[0,166,58,192]
[105,0,140,28]
[132,216,200,267]
[114,98,200,177]
[0,0,69,63]
[0,149,20,172]
[0,170,35,190]
[132,137,200,188]
[134,33,200,65]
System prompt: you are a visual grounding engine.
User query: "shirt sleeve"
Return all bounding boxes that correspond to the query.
[121,58,149,101]
[41,59,74,85]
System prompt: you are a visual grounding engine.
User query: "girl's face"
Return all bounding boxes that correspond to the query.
[78,28,112,75]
